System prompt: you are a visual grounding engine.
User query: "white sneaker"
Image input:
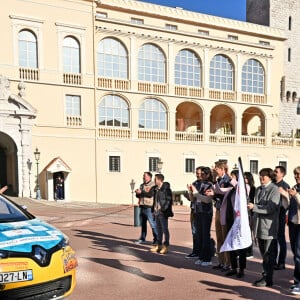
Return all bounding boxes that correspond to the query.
[200,261,212,267]
[194,259,202,265]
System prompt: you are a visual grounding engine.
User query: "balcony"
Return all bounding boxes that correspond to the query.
[209,133,236,143]
[138,82,167,94]
[66,116,82,127]
[209,89,236,101]
[138,129,168,140]
[63,73,82,85]
[175,86,203,98]
[98,77,129,90]
[242,93,266,104]
[19,67,39,81]
[99,127,131,139]
[241,135,266,145]
[175,131,204,142]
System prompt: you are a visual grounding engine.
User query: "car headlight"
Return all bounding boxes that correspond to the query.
[0,251,8,259]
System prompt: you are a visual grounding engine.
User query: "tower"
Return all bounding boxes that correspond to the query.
[247,0,300,137]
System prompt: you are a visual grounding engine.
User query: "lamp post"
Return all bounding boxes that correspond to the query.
[34,148,41,200]
[157,158,163,173]
[27,159,32,198]
[130,179,135,205]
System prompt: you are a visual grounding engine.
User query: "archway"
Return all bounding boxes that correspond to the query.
[242,107,265,136]
[210,105,235,134]
[0,132,18,196]
[176,102,203,132]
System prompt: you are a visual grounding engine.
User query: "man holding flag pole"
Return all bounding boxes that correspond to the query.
[219,157,252,278]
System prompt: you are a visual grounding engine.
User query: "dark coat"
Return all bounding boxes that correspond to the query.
[153,182,173,218]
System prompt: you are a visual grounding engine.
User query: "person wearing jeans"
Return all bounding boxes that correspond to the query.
[150,174,173,255]
[135,172,157,244]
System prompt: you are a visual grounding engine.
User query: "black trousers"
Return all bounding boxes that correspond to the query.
[257,238,277,284]
[230,248,247,270]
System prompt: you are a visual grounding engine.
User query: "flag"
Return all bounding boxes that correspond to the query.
[220,157,252,252]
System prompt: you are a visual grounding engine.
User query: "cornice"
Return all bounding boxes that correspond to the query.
[97,0,285,41]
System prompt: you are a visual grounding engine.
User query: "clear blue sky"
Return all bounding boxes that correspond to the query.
[141,0,246,21]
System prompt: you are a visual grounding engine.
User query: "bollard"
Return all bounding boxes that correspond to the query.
[134,205,141,227]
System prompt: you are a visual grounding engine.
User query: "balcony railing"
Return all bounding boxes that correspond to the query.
[138,82,167,94]
[138,129,168,140]
[98,77,129,90]
[99,127,131,139]
[175,131,204,142]
[63,73,82,85]
[242,93,266,104]
[209,133,236,144]
[209,89,236,101]
[19,67,39,81]
[175,86,203,98]
[66,116,82,127]
[241,135,266,145]
[272,136,294,147]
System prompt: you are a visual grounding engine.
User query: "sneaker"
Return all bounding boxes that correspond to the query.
[246,255,254,260]
[135,239,146,244]
[221,265,230,272]
[194,259,203,265]
[159,245,168,254]
[291,285,300,295]
[185,253,198,259]
[200,261,212,267]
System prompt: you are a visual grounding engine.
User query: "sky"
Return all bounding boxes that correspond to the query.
[141,0,246,21]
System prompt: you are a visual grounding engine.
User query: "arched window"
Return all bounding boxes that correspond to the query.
[97,38,128,79]
[209,54,233,90]
[18,30,38,68]
[175,49,201,87]
[99,95,129,127]
[297,102,300,115]
[138,44,165,83]
[242,59,265,94]
[63,36,80,73]
[139,99,167,130]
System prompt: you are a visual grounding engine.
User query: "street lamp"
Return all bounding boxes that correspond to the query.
[130,179,135,205]
[34,148,41,200]
[157,158,163,173]
[27,159,32,198]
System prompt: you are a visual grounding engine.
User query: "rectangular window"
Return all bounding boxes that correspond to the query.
[149,157,159,172]
[65,95,81,116]
[131,18,144,25]
[185,159,195,173]
[165,24,177,30]
[250,160,258,174]
[228,35,238,41]
[288,48,291,62]
[289,16,292,30]
[109,156,121,172]
[279,161,287,170]
[259,40,270,46]
[297,104,300,115]
[198,29,209,36]
[96,12,107,19]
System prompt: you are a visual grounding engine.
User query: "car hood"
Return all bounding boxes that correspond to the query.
[0,218,64,252]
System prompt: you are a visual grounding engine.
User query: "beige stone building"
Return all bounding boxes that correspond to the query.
[0,0,298,204]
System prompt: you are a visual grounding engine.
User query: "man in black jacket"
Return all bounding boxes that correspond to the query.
[150,173,173,254]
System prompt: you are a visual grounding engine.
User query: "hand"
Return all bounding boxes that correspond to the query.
[0,186,8,194]
[135,189,142,195]
[278,187,289,199]
[289,188,298,197]
[248,203,254,210]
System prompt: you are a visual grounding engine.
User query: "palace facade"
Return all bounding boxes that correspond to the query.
[0,0,298,203]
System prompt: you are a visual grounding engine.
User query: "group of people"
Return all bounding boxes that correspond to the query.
[133,162,300,295]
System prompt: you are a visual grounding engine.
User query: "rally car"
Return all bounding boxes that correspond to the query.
[0,194,77,299]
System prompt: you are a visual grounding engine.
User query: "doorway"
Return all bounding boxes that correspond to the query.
[53,172,65,200]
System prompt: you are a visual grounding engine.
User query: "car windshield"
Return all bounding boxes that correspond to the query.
[0,195,33,223]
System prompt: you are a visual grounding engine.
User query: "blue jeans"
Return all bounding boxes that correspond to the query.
[194,211,213,262]
[288,222,300,282]
[156,213,170,246]
[139,207,157,242]
[275,207,287,265]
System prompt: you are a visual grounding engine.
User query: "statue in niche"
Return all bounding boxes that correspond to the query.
[0,75,11,100]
